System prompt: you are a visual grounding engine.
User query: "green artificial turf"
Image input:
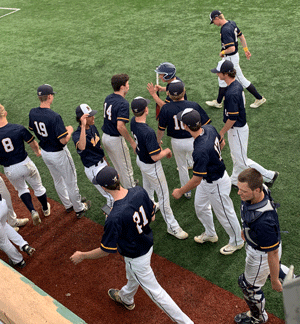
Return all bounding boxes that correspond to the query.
[0,0,299,320]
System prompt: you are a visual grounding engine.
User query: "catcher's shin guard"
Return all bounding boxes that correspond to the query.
[238,274,268,322]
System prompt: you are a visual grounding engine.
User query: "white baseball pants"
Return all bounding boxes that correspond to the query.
[243,244,283,322]
[171,137,193,187]
[136,156,180,232]
[41,147,85,213]
[227,124,275,186]
[0,199,27,264]
[0,176,17,226]
[194,171,243,246]
[119,247,194,324]
[218,54,251,89]
[84,160,114,208]
[4,156,46,198]
[102,133,135,189]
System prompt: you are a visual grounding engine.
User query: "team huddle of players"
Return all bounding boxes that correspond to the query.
[0,10,288,324]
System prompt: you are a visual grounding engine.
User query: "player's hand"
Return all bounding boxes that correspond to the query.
[245,50,251,60]
[219,52,225,57]
[66,125,74,134]
[70,251,84,265]
[80,114,89,127]
[165,148,172,159]
[241,230,245,241]
[147,83,156,96]
[172,188,183,199]
[271,278,282,292]
[35,149,42,157]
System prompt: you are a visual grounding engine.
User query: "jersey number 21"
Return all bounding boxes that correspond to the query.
[133,205,148,234]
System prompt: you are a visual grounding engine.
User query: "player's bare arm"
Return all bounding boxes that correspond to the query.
[77,114,89,151]
[147,83,166,108]
[151,148,172,162]
[220,45,235,57]
[60,125,73,145]
[238,35,251,60]
[267,248,282,292]
[219,119,236,139]
[70,247,109,265]
[117,120,137,153]
[172,175,202,200]
[156,129,165,145]
[29,140,41,157]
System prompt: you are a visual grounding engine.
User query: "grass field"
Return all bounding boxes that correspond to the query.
[0,0,299,320]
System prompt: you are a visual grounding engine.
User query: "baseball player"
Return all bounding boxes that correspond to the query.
[235,168,290,324]
[172,108,244,255]
[101,74,136,189]
[211,60,278,187]
[157,80,211,199]
[130,97,188,240]
[0,175,29,231]
[0,104,50,226]
[147,62,187,109]
[29,84,91,218]
[72,104,114,208]
[70,166,194,324]
[206,10,266,109]
[0,194,35,269]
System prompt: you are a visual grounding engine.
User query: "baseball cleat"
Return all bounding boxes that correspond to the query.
[220,243,244,255]
[108,289,135,310]
[66,197,87,213]
[8,259,26,269]
[76,200,92,219]
[265,171,279,188]
[31,210,41,226]
[167,227,188,240]
[22,244,36,256]
[43,202,51,217]
[194,232,218,244]
[14,218,29,227]
[205,99,223,109]
[234,311,265,323]
[184,191,192,199]
[249,97,266,109]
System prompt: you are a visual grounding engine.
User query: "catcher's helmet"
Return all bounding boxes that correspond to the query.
[155,62,176,81]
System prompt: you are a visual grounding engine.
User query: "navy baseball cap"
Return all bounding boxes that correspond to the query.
[168,80,185,96]
[177,108,201,128]
[92,166,119,188]
[76,104,97,118]
[210,10,222,24]
[211,60,234,74]
[37,84,56,96]
[131,96,150,113]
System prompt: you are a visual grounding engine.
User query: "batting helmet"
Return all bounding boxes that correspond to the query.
[155,62,176,81]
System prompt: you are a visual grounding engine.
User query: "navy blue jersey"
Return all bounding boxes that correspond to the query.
[241,189,281,252]
[220,20,242,56]
[159,100,211,139]
[192,125,226,182]
[101,93,130,136]
[0,123,34,166]
[223,80,246,127]
[130,118,161,164]
[101,186,155,258]
[29,107,68,152]
[72,125,105,168]
[165,77,187,103]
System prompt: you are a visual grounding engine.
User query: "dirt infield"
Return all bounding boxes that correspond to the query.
[0,175,285,324]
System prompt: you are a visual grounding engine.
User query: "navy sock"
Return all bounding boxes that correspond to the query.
[37,193,48,210]
[20,192,35,212]
[246,83,262,100]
